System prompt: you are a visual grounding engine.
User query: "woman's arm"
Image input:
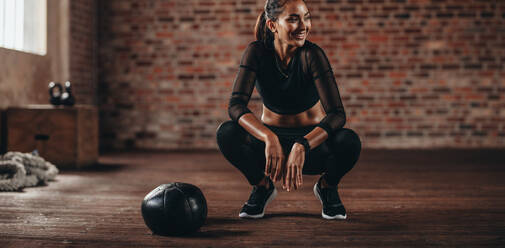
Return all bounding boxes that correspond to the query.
[229,42,287,181]
[298,43,347,151]
[228,41,277,142]
[238,113,277,143]
[284,43,346,191]
[299,126,329,152]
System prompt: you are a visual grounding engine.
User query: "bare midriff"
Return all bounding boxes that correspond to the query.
[261,100,326,128]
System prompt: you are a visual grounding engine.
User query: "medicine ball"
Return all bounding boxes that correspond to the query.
[141,182,207,236]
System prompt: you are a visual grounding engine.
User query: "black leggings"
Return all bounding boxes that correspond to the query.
[216,120,361,186]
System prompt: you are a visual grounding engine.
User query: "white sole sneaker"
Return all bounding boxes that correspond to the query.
[313,182,347,220]
[239,187,278,219]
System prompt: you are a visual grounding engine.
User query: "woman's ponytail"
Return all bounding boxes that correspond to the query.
[254,11,267,42]
[254,10,274,48]
[254,0,286,48]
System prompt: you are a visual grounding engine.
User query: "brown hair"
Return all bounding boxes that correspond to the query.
[254,0,294,48]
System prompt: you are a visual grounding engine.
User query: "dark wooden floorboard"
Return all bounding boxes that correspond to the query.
[1,150,504,247]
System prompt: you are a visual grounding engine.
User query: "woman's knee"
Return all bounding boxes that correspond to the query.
[332,128,361,149]
[216,120,242,145]
[329,128,362,162]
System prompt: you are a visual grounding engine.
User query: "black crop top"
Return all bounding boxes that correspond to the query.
[228,40,346,137]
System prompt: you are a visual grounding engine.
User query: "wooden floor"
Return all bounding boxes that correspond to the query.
[1,149,505,247]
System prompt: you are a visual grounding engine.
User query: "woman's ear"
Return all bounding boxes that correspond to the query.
[266,19,276,33]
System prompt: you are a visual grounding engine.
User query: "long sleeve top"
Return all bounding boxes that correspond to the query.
[228,39,346,137]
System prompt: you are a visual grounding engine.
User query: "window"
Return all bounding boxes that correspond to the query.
[0,0,47,55]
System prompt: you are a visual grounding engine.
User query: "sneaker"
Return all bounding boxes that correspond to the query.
[239,177,277,219]
[313,175,347,220]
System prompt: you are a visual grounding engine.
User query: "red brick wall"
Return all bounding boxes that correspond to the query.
[70,0,97,105]
[98,0,505,150]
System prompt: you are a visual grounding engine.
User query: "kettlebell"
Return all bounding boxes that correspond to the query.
[61,81,75,106]
[48,82,63,106]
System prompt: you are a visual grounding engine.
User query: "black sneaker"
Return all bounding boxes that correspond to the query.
[313,175,347,220]
[239,177,277,219]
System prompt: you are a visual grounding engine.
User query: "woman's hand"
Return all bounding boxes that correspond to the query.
[264,134,286,182]
[282,142,305,191]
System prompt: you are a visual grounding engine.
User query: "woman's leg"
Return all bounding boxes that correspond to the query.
[321,128,362,186]
[217,121,361,187]
[216,120,266,186]
[303,128,360,220]
[217,121,282,218]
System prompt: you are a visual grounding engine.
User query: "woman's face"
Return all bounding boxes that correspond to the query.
[268,0,312,48]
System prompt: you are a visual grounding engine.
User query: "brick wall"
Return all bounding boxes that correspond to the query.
[70,0,97,105]
[97,0,505,150]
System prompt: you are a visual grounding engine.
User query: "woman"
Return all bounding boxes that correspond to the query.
[216,0,361,220]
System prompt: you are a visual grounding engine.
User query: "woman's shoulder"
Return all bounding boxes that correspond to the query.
[244,40,269,53]
[301,40,326,55]
[300,40,331,65]
[240,41,270,65]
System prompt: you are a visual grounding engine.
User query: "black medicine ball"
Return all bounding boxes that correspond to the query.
[141,182,207,236]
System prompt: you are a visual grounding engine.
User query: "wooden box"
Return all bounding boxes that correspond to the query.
[6,104,98,169]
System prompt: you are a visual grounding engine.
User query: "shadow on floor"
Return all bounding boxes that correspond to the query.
[205,216,243,226]
[182,229,251,238]
[266,212,321,219]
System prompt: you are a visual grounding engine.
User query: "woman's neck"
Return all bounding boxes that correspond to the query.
[273,39,297,68]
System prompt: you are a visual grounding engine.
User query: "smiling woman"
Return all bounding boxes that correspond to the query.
[216,0,362,221]
[255,0,311,51]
